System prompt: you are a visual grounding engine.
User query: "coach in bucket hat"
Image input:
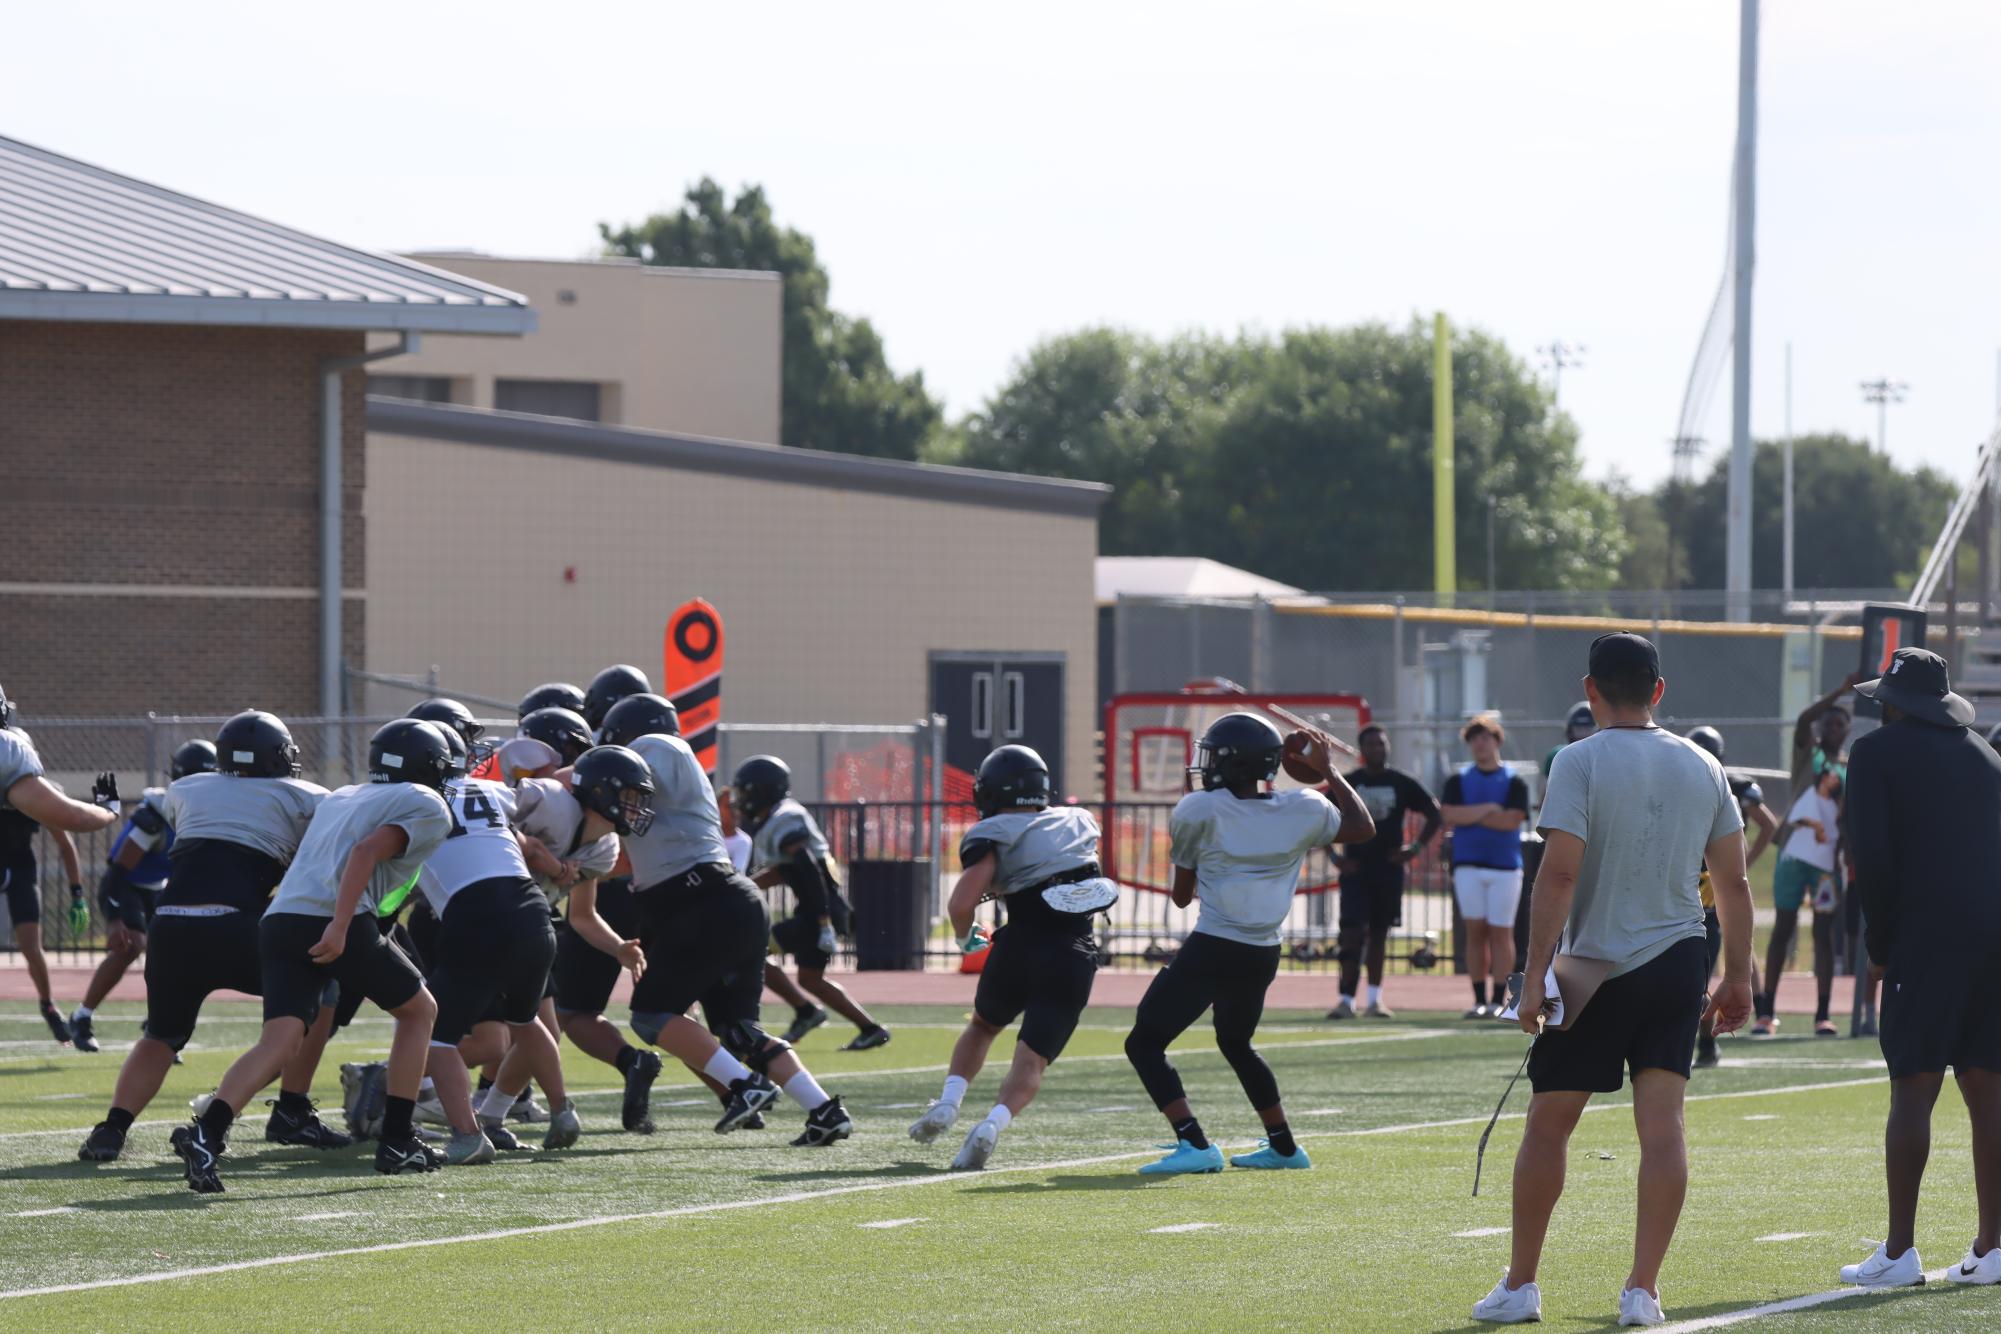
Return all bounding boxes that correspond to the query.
[1853,647,1975,728]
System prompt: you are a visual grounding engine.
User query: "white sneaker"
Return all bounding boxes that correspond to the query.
[413,1093,452,1127]
[908,1100,959,1144]
[1840,1242,1925,1288]
[188,1092,214,1117]
[1947,1243,2001,1285]
[950,1118,1000,1171]
[1617,1286,1664,1326]
[1471,1271,1542,1323]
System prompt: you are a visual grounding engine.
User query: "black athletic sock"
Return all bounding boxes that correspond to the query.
[198,1097,235,1141]
[1472,980,1489,1007]
[382,1095,415,1142]
[276,1089,313,1116]
[1265,1121,1297,1157]
[106,1107,136,1133]
[1172,1116,1209,1150]
[614,1044,639,1076]
[476,1075,495,1093]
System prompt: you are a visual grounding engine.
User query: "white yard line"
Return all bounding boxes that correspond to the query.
[1147,1223,1218,1234]
[1654,1270,1953,1331]
[1752,1232,1820,1243]
[0,1074,1897,1303]
[294,1211,358,1222]
[857,1218,925,1230]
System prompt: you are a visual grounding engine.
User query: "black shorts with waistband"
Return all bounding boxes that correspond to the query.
[428,878,559,1045]
[1529,936,1708,1094]
[142,905,265,1051]
[261,911,424,1027]
[552,875,638,1016]
[630,863,768,1031]
[1,852,40,927]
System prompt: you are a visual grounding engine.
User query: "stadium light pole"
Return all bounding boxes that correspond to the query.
[1783,342,1794,601]
[1435,312,1455,606]
[1860,376,1908,454]
[1725,0,1759,623]
[1538,340,1586,407]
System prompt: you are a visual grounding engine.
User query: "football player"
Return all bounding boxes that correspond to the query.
[77,713,340,1163]
[519,682,588,722]
[603,697,853,1147]
[1123,714,1374,1174]
[177,719,455,1192]
[1,682,123,1043]
[1685,725,1779,1066]
[69,739,219,1052]
[733,755,889,1051]
[909,745,1111,1169]
[582,664,653,738]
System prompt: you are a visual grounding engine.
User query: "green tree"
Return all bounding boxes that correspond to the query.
[601,180,940,459]
[1672,434,1955,590]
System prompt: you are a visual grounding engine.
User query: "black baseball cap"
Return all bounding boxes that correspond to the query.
[1589,632,1660,685]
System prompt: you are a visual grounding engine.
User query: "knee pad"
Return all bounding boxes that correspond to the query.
[726,1021,788,1072]
[631,1010,673,1046]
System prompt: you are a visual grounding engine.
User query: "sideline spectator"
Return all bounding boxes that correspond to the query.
[1440,715,1530,1020]
[1838,648,2001,1289]
[1791,672,1860,794]
[1540,701,1597,799]
[1756,766,1843,1036]
[1685,725,1781,1067]
[1328,726,1440,1020]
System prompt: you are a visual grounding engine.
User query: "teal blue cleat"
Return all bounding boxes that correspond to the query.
[1229,1140,1312,1170]
[1137,1139,1226,1175]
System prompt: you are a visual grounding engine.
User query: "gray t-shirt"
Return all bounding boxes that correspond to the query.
[1536,727,1744,976]
[750,798,830,873]
[960,807,1101,895]
[1170,788,1341,947]
[0,727,45,808]
[623,733,731,890]
[512,778,620,899]
[268,781,453,918]
[160,771,328,866]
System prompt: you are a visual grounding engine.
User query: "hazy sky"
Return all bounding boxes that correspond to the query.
[9,1,1999,487]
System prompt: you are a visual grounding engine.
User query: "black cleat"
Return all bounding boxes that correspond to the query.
[78,1120,126,1162]
[622,1049,662,1133]
[782,1005,828,1045]
[478,1117,523,1151]
[790,1095,854,1147]
[715,1074,779,1133]
[742,1111,767,1130]
[40,1001,73,1047]
[374,1133,444,1175]
[265,1099,354,1150]
[70,1011,99,1053]
[841,1026,892,1052]
[171,1123,224,1193]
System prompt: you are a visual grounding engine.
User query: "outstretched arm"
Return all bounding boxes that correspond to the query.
[6,775,119,834]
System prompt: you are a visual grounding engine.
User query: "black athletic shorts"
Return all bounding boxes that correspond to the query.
[552,876,638,1016]
[1,853,40,927]
[771,913,833,970]
[1339,865,1404,932]
[261,911,425,1027]
[428,878,559,1045]
[1529,936,1708,1094]
[101,878,160,933]
[328,916,421,1032]
[1880,945,2001,1079]
[404,895,439,972]
[1703,907,1722,976]
[974,924,1099,1062]
[142,907,264,1050]
[630,863,768,1032]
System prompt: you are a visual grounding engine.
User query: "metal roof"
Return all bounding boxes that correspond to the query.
[0,135,534,335]
[368,398,1111,518]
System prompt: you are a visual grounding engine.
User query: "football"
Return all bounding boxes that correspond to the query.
[1281,729,1321,783]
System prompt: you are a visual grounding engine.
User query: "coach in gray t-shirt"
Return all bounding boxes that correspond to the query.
[1471,633,1756,1329]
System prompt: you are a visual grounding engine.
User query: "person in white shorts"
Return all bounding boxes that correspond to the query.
[1440,714,1531,1019]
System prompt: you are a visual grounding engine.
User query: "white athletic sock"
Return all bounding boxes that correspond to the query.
[1338,992,1356,1005]
[784,1069,832,1112]
[703,1048,753,1086]
[986,1103,1013,1132]
[72,1004,93,1021]
[939,1074,969,1107]
[1367,984,1383,1007]
[479,1084,518,1120]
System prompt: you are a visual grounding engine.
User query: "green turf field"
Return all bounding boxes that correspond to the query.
[0,1002,1992,1331]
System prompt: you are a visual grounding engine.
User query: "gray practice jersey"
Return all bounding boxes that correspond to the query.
[0,727,45,809]
[1170,787,1341,947]
[623,733,731,889]
[959,807,1102,895]
[158,771,327,865]
[512,778,620,899]
[416,778,533,914]
[268,781,452,917]
[750,798,830,873]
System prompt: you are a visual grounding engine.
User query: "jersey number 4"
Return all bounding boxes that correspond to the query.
[447,790,504,839]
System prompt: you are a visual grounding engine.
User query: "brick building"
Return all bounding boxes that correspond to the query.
[0,134,533,723]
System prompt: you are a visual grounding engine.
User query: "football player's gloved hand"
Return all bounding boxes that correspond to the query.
[816,922,838,956]
[69,887,90,937]
[91,772,121,813]
[960,923,991,956]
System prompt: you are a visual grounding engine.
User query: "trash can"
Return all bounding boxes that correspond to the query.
[847,859,932,971]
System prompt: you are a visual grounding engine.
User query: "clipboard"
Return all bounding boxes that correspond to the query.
[1546,953,1615,1030]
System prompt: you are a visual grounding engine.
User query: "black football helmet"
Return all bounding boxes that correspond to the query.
[1192,713,1285,791]
[0,681,13,729]
[599,693,680,747]
[368,719,455,793]
[439,726,469,778]
[170,739,220,781]
[1685,725,1725,764]
[517,681,587,722]
[520,706,593,765]
[572,745,656,836]
[583,665,652,731]
[730,756,792,833]
[1566,701,1597,741]
[407,698,491,767]
[215,711,302,778]
[973,745,1054,818]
